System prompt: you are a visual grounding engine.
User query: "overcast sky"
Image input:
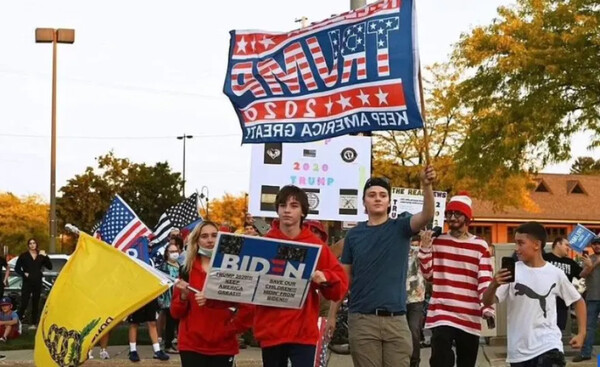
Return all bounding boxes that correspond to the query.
[0,0,595,202]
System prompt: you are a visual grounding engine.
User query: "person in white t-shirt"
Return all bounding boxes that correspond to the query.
[483,221,586,367]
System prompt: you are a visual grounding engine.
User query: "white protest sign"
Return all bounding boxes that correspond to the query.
[203,233,322,309]
[249,136,371,222]
[390,187,447,228]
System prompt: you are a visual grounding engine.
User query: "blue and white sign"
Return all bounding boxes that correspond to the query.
[203,233,322,309]
[568,224,597,253]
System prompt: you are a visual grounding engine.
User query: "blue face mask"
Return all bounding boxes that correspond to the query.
[197,246,213,258]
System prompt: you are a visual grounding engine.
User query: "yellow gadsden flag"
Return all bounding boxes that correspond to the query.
[34,233,171,367]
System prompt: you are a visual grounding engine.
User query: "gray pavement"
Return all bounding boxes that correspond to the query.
[1,344,599,366]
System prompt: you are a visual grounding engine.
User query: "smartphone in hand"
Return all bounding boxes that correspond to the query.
[501,256,516,283]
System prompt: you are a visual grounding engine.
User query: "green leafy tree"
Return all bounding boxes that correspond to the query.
[373,63,536,210]
[452,0,600,184]
[57,152,183,234]
[571,156,600,174]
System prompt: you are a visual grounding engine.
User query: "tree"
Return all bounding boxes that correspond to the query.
[57,152,183,233]
[201,193,248,230]
[452,0,600,184]
[571,156,600,174]
[373,63,536,210]
[0,193,50,254]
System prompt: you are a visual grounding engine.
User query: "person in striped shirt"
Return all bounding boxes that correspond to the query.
[418,192,494,367]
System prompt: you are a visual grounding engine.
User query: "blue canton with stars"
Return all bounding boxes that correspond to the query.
[99,196,137,245]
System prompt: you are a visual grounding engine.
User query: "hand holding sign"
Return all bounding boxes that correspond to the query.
[312,270,327,285]
[582,253,593,268]
[195,292,207,307]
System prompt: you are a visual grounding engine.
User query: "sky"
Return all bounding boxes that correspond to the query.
[0,0,596,202]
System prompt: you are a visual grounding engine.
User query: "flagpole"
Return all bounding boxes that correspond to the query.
[419,65,431,165]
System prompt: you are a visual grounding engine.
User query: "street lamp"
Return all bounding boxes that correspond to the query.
[35,28,75,253]
[176,134,193,197]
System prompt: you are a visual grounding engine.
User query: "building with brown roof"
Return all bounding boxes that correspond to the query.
[469,173,600,245]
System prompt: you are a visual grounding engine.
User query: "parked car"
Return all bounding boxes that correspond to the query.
[4,254,68,323]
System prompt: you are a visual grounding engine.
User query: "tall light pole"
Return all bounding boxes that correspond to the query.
[351,0,366,9]
[176,134,193,197]
[35,28,75,253]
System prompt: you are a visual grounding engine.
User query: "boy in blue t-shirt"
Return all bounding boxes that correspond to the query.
[0,297,21,341]
[329,166,437,367]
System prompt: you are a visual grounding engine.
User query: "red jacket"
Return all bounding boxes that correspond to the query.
[253,221,348,348]
[170,257,254,356]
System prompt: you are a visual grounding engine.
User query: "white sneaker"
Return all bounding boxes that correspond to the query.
[88,351,94,359]
[28,325,37,331]
[100,349,110,360]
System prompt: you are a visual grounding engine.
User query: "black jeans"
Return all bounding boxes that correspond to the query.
[510,349,565,367]
[430,326,479,367]
[180,351,234,367]
[19,279,42,324]
[163,309,178,349]
[407,302,424,367]
[262,344,316,367]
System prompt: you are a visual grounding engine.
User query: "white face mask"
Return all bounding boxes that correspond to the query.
[168,253,179,262]
[197,246,213,258]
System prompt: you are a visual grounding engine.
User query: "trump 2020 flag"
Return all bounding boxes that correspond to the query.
[223,0,423,143]
[34,233,171,367]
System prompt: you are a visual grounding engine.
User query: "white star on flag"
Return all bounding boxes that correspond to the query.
[259,36,275,49]
[337,94,353,110]
[370,23,377,30]
[237,37,248,53]
[357,90,371,105]
[376,88,389,105]
[324,98,333,114]
[250,38,256,51]
[386,20,393,27]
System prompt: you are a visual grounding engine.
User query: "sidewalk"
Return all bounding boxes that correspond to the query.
[0,344,599,366]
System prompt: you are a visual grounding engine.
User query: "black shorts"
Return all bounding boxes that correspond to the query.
[128,299,159,324]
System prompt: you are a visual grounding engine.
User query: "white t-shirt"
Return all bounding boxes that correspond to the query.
[496,261,581,363]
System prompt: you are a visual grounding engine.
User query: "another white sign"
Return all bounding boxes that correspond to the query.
[390,187,448,228]
[249,136,371,221]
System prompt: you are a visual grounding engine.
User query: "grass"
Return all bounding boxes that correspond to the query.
[0,323,154,352]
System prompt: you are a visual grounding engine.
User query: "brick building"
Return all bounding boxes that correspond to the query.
[469,173,600,245]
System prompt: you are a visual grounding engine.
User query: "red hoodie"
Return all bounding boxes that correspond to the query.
[170,256,254,356]
[253,220,348,348]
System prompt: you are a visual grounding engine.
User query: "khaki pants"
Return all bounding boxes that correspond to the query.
[349,313,413,367]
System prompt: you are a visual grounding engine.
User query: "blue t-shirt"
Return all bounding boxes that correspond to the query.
[341,216,414,313]
[0,311,18,322]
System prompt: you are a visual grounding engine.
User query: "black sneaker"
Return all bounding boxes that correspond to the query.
[0,355,5,361]
[573,355,591,363]
[128,351,140,362]
[153,350,170,361]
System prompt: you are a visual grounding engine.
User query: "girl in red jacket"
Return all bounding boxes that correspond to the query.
[255,185,349,367]
[171,221,253,367]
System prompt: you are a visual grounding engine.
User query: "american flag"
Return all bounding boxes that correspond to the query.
[151,193,201,247]
[99,195,152,251]
[314,317,330,367]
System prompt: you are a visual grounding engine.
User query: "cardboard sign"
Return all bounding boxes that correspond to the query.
[390,187,447,228]
[249,135,371,221]
[569,224,597,253]
[203,233,322,309]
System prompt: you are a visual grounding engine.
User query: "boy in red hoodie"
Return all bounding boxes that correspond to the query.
[254,185,348,367]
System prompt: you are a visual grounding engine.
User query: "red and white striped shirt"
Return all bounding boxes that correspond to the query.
[419,233,494,336]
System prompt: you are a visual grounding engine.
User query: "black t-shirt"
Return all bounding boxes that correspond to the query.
[544,252,583,310]
[0,257,6,271]
[544,253,583,282]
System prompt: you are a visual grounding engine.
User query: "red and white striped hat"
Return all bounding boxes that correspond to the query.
[446,191,473,220]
